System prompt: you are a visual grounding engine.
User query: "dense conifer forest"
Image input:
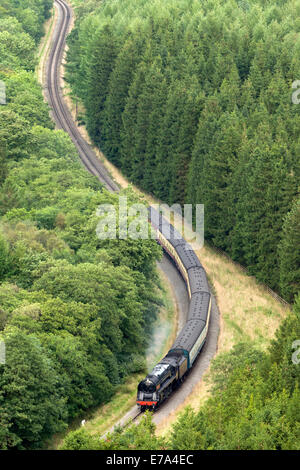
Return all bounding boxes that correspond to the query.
[66,0,300,303]
[0,0,162,449]
[61,0,299,450]
[0,0,299,451]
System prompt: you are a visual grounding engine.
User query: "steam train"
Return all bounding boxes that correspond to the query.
[137,207,211,411]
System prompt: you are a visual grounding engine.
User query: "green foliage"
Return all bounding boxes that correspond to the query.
[67,299,298,451]
[60,299,300,451]
[0,160,161,449]
[0,328,67,450]
[170,407,206,450]
[32,261,144,356]
[0,29,35,70]
[0,0,52,45]
[0,0,163,449]
[60,428,100,450]
[0,234,11,281]
[67,0,300,300]
[5,72,54,129]
[278,198,300,303]
[0,109,32,160]
[167,300,300,450]
[61,411,167,450]
[0,144,7,184]
[1,0,298,451]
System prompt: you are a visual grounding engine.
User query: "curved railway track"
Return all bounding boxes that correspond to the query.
[46,0,119,192]
[44,0,220,432]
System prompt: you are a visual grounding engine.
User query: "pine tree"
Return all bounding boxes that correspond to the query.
[153,80,191,203]
[186,96,222,214]
[142,61,168,194]
[237,144,292,289]
[130,58,166,187]
[0,143,7,184]
[101,35,144,165]
[169,77,204,206]
[278,198,300,302]
[120,62,147,178]
[85,24,117,146]
[0,234,10,280]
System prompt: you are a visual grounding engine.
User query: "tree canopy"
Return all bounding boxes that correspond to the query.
[0,0,163,449]
[67,0,300,302]
[62,296,300,450]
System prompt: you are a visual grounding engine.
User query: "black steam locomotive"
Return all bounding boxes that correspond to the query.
[137,207,211,411]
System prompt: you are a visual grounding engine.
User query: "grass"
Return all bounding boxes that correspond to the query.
[197,242,288,353]
[35,6,55,82]
[46,0,290,442]
[49,264,177,448]
[81,373,144,437]
[46,373,143,449]
[83,268,177,437]
[41,2,179,447]
[60,80,290,436]
[156,237,289,437]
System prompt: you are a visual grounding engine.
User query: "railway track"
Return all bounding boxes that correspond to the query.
[46,0,119,192]
[44,0,220,434]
